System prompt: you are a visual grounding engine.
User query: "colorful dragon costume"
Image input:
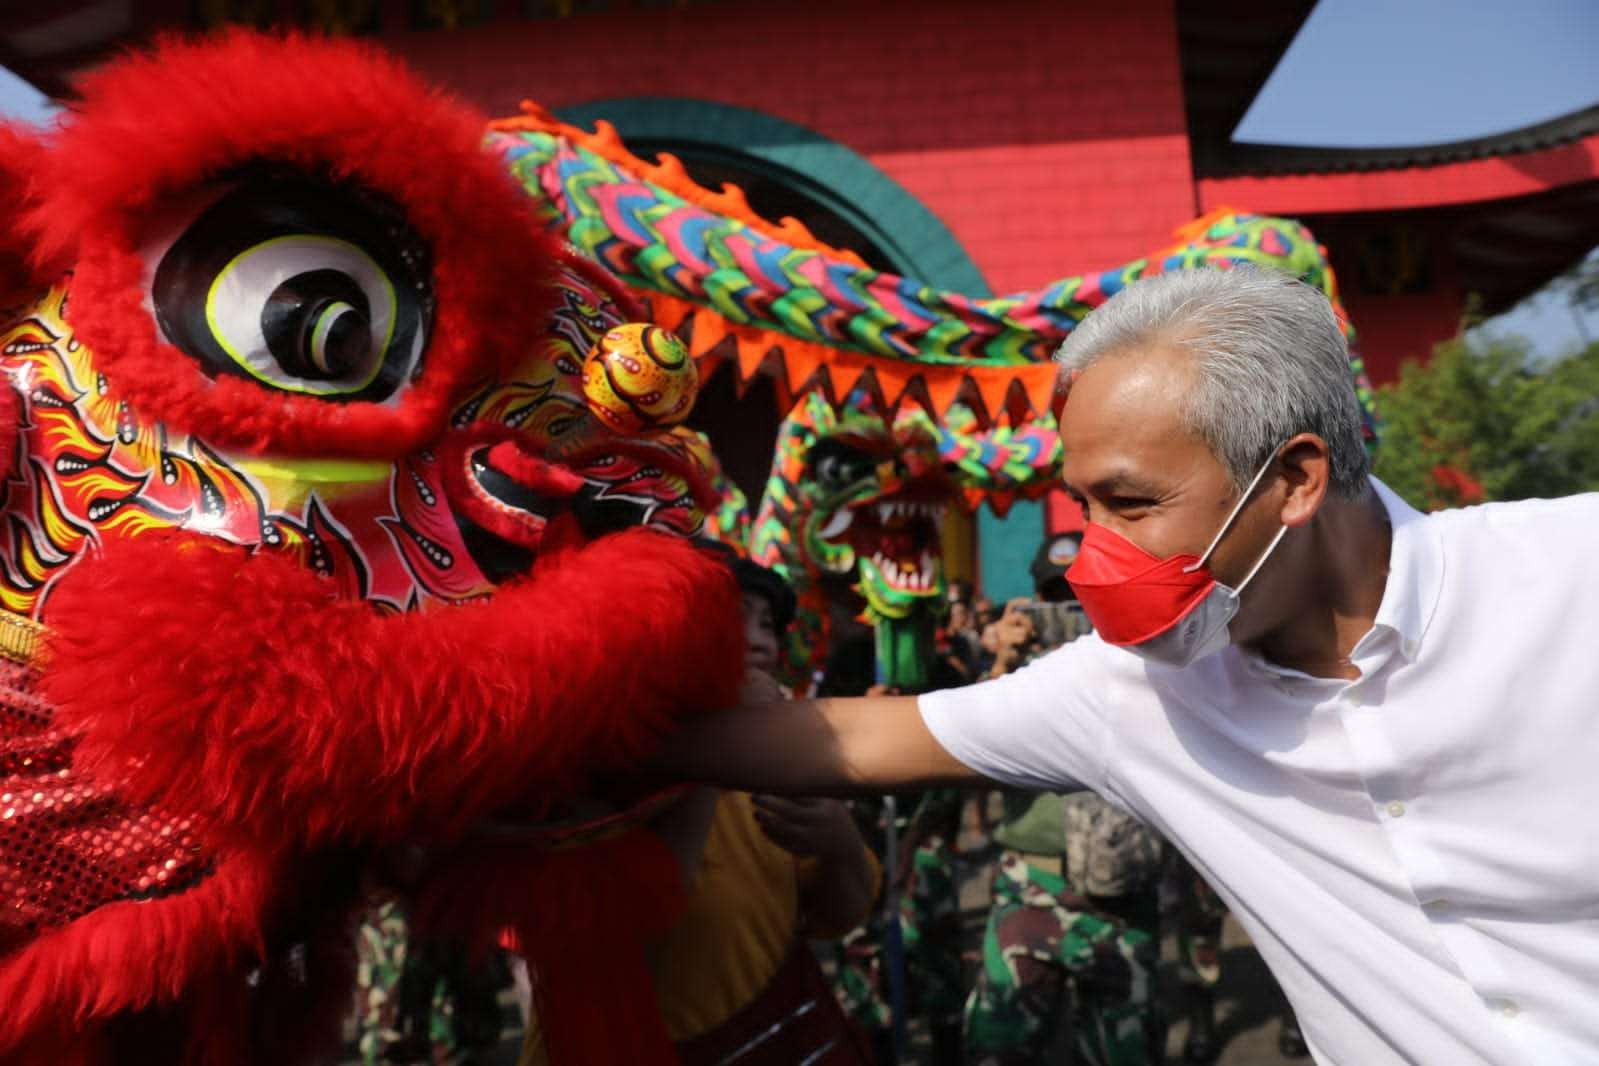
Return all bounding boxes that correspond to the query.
[488,108,1377,690]
[745,393,1060,690]
[0,33,745,1066]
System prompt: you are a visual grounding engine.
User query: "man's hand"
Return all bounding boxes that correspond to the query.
[753,793,880,937]
[752,795,859,860]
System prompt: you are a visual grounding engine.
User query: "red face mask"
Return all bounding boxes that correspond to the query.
[1065,449,1288,665]
[1065,523,1215,646]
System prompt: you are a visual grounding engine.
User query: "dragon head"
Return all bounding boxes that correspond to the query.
[802,407,951,624]
[751,391,1063,691]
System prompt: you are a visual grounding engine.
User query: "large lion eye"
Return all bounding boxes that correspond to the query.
[148,167,433,402]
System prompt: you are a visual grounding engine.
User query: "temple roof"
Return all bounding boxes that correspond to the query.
[1177,1,1599,179]
[1203,101,1599,179]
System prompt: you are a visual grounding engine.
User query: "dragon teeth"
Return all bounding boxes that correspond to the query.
[818,508,854,539]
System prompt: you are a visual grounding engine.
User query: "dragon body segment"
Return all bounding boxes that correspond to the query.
[491,105,1380,693]
[489,108,1377,433]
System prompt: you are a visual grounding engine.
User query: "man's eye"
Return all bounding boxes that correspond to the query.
[1110,496,1157,511]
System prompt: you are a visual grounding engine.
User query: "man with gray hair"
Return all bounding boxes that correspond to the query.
[656,268,1599,1064]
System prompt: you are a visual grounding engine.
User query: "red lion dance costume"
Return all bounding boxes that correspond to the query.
[0,32,742,1066]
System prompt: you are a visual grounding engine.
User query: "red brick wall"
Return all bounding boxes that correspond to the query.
[381,0,1198,294]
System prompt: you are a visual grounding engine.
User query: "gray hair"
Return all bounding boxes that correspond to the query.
[1055,268,1370,498]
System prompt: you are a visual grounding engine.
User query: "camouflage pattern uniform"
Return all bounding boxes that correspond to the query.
[355,900,507,1065]
[961,626,1166,1066]
[964,844,1162,1066]
[831,790,966,1043]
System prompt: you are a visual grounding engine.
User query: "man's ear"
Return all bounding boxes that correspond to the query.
[1277,433,1331,528]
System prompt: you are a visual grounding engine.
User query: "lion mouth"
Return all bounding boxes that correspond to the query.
[446,433,712,583]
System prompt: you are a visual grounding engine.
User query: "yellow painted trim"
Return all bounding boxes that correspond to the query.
[231,456,392,485]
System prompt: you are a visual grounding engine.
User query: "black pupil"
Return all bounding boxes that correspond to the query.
[260,269,371,380]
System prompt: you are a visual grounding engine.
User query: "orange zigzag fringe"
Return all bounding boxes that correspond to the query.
[491,105,1061,426]
[651,291,1059,425]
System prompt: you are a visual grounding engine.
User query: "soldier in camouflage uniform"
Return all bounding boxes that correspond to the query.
[964,790,1164,1066]
[1171,852,1226,1063]
[832,787,966,1065]
[963,540,1164,1066]
[966,846,1160,1066]
[1171,852,1307,1062]
[355,900,507,1065]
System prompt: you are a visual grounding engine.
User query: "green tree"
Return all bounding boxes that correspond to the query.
[1373,335,1599,511]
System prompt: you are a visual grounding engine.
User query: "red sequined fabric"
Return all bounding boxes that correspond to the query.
[0,658,212,953]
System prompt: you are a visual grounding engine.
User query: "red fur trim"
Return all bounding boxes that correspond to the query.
[0,847,276,1059]
[26,30,560,457]
[41,528,744,845]
[0,837,357,1065]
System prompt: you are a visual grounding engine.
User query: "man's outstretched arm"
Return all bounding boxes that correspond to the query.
[654,693,983,795]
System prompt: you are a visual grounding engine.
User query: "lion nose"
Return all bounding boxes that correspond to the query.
[580,323,698,435]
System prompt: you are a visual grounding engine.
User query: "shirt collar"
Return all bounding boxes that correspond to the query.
[1238,476,1443,679]
[1368,476,1444,663]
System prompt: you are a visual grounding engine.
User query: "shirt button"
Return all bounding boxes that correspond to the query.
[1501,1000,1519,1019]
[1386,801,1406,818]
[1343,691,1363,707]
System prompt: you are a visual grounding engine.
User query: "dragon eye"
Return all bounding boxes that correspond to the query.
[147,167,433,402]
[808,439,875,491]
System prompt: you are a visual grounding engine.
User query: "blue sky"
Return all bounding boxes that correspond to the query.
[0,4,1593,354]
[1238,0,1599,355]
[0,64,56,127]
[1237,0,1599,148]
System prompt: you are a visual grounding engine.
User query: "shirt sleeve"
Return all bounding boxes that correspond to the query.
[918,634,1119,794]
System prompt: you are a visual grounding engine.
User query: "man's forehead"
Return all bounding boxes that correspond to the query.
[1058,345,1211,488]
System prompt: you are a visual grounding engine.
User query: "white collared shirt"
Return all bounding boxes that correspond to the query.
[921,480,1599,1065]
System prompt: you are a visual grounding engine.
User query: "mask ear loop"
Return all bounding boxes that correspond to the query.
[1234,523,1289,593]
[1183,443,1287,575]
